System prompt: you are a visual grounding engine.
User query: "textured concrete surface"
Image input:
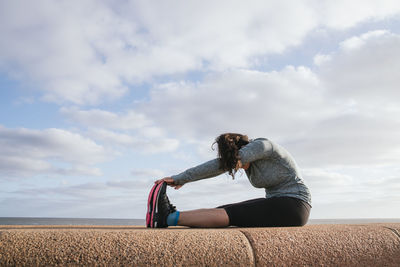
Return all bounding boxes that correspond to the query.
[0,226,253,267]
[0,224,399,266]
[378,223,400,241]
[240,224,400,267]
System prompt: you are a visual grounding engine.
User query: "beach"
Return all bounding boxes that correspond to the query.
[1,223,399,266]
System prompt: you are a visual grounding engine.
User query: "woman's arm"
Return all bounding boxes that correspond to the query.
[155,139,273,188]
[239,138,273,164]
[166,158,225,186]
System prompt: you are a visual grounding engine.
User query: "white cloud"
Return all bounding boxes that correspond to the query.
[61,107,180,154]
[0,156,51,174]
[61,107,151,130]
[131,169,165,179]
[142,67,329,141]
[127,0,318,69]
[0,1,128,105]
[303,168,354,187]
[313,53,332,66]
[339,30,389,50]
[0,178,154,218]
[318,30,400,106]
[288,115,400,167]
[88,128,179,154]
[316,0,400,29]
[88,128,137,147]
[287,30,400,167]
[138,30,400,168]
[301,166,400,218]
[0,125,107,177]
[2,1,400,105]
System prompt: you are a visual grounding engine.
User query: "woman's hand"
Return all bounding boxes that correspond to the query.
[154,177,183,190]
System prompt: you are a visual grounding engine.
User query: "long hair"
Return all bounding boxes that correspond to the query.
[213,133,250,179]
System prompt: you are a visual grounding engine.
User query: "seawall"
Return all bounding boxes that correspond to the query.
[1,224,399,266]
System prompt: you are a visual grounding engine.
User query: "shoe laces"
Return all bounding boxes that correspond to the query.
[163,194,177,213]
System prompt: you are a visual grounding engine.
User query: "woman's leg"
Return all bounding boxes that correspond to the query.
[175,198,266,228]
[217,198,266,209]
[177,208,229,228]
[174,197,273,228]
[222,197,311,227]
[163,195,310,228]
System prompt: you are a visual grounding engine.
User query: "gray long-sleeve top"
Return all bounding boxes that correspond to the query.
[171,138,312,206]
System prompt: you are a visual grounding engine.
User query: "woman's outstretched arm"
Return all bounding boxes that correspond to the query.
[159,158,225,187]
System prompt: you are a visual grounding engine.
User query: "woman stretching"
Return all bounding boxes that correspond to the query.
[153,133,311,228]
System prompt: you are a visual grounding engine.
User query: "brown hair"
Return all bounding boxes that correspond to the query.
[213,133,250,179]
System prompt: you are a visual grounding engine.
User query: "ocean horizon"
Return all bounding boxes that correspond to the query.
[0,217,145,226]
[1,217,400,226]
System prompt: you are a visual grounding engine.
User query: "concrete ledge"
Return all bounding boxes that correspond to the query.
[0,224,399,266]
[0,227,254,266]
[240,224,400,266]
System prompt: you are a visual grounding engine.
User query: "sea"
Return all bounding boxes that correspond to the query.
[0,217,146,226]
[1,217,400,226]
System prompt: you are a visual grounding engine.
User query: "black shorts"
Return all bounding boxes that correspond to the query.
[217,197,311,227]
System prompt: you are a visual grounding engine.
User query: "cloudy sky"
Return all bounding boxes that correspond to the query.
[1,0,400,220]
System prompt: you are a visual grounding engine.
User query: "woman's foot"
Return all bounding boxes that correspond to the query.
[154,182,176,228]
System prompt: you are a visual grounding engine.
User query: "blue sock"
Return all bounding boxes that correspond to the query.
[167,211,180,226]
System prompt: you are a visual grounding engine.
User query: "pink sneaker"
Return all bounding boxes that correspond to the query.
[146,182,164,228]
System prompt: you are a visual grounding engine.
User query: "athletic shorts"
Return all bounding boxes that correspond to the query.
[217,197,311,227]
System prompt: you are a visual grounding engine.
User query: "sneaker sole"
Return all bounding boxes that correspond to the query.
[146,182,163,228]
[153,182,167,228]
[146,184,158,227]
[146,182,167,228]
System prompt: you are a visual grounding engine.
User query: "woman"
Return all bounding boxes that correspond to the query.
[153,133,311,228]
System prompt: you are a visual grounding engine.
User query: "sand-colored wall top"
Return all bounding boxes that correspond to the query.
[1,224,399,266]
[0,227,253,266]
[240,224,400,266]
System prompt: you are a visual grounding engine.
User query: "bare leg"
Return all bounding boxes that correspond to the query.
[177,208,229,228]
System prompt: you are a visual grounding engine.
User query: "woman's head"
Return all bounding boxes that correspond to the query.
[213,133,250,179]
